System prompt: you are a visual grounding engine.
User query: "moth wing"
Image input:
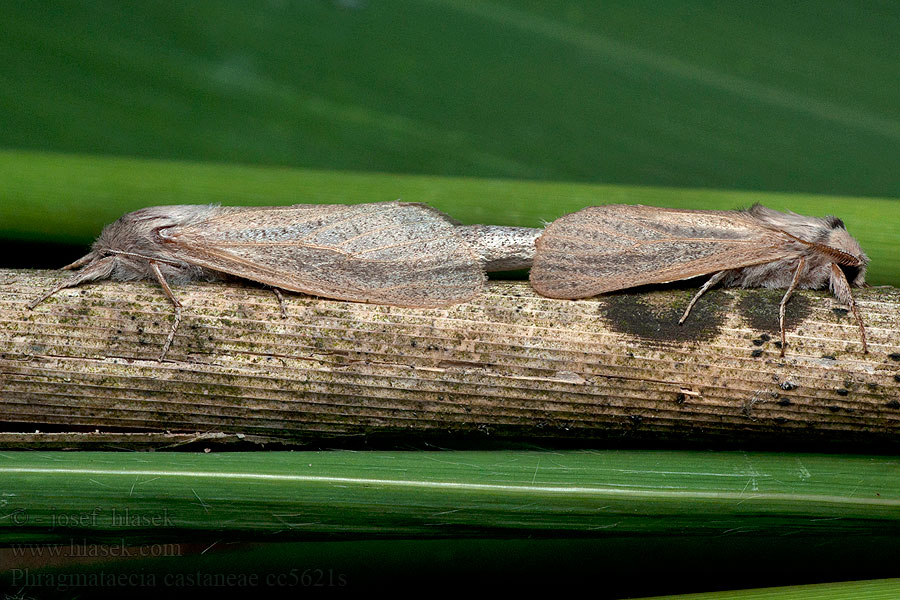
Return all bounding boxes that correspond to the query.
[531,205,797,299]
[159,202,485,307]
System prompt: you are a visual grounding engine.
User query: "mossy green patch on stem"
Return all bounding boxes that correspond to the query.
[737,290,812,334]
[600,290,727,343]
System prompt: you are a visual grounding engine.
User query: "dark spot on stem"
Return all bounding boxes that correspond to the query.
[832,307,849,316]
[751,333,771,347]
[886,400,900,409]
[601,290,726,343]
[777,397,792,406]
[751,349,764,357]
[738,291,811,334]
[836,388,849,396]
[889,353,900,362]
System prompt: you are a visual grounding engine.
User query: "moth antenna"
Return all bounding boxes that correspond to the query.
[809,242,863,267]
[830,263,868,354]
[780,232,863,267]
[679,270,727,325]
[149,261,182,361]
[27,256,116,310]
[779,257,806,358]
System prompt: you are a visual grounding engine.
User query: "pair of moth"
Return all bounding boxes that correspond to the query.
[29,201,869,359]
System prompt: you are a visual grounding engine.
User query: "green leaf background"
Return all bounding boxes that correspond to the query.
[2,1,899,197]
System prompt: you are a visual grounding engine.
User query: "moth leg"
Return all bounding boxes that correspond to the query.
[272,288,288,318]
[830,263,868,354]
[679,271,727,325]
[149,261,182,361]
[60,251,100,271]
[26,256,115,310]
[778,257,806,358]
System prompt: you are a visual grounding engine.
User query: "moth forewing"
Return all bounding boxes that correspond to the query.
[530,205,797,299]
[160,202,485,308]
[530,204,870,355]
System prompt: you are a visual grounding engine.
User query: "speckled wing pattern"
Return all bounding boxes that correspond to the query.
[530,205,797,299]
[159,202,485,307]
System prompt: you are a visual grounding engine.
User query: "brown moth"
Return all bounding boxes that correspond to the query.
[530,204,869,356]
[28,201,497,359]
